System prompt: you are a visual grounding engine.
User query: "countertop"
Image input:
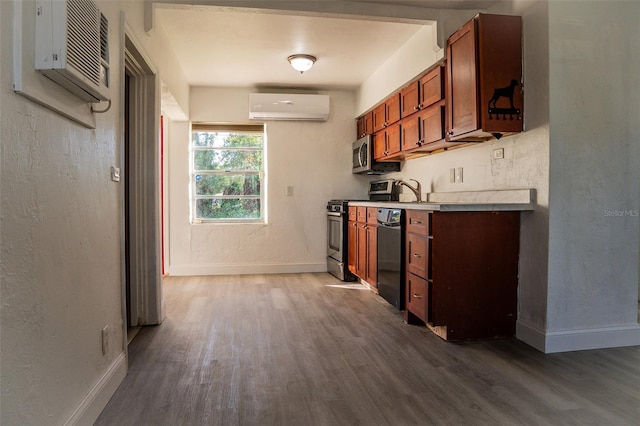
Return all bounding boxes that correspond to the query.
[349,189,536,212]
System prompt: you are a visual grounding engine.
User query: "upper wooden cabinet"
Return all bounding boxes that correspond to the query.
[401,64,444,118]
[373,122,401,160]
[356,112,373,138]
[373,94,401,133]
[446,13,523,142]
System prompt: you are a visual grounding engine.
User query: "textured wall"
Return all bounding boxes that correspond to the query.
[169,88,369,275]
[0,1,123,423]
[547,1,640,331]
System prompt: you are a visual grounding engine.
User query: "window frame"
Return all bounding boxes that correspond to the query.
[190,123,266,224]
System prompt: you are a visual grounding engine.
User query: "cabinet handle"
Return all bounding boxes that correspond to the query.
[413,253,421,258]
[447,130,454,135]
[413,220,423,224]
[414,106,420,111]
[412,293,423,299]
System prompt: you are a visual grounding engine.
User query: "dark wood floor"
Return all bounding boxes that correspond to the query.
[95,273,640,426]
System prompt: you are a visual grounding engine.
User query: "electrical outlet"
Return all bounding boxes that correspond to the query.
[102,326,109,355]
[455,167,463,183]
[493,148,504,159]
[449,168,456,183]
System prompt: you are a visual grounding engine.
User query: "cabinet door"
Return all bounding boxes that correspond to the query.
[373,103,387,133]
[385,122,401,156]
[446,19,478,139]
[406,273,428,323]
[419,66,444,109]
[356,112,374,138]
[356,222,367,279]
[400,81,420,118]
[372,132,386,160]
[400,117,420,151]
[348,220,357,274]
[363,112,373,136]
[366,225,377,288]
[386,94,401,126]
[419,103,445,146]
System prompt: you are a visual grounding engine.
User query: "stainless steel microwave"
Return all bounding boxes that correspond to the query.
[352,135,401,175]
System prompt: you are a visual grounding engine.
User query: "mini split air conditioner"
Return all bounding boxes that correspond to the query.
[249,93,330,121]
[35,0,110,103]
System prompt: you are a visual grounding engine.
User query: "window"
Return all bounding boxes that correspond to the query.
[191,124,265,222]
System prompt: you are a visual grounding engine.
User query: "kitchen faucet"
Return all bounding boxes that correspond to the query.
[395,179,422,202]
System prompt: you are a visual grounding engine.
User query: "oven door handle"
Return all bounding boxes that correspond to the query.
[358,143,366,168]
[327,212,342,217]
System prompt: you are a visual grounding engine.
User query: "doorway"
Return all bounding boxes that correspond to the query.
[122,33,163,345]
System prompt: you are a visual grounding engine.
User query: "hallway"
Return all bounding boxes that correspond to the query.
[96,274,640,425]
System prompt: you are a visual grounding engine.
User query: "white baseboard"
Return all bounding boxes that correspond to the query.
[517,320,640,353]
[169,262,327,276]
[64,352,127,426]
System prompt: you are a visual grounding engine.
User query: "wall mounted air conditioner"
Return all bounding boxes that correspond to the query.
[249,93,330,121]
[35,0,110,103]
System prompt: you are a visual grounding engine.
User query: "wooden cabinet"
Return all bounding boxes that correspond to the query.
[347,207,357,275]
[373,94,401,133]
[405,210,432,325]
[404,209,520,341]
[356,112,373,138]
[349,206,378,288]
[400,102,446,155]
[446,14,523,142]
[365,208,378,288]
[401,64,444,118]
[373,122,401,160]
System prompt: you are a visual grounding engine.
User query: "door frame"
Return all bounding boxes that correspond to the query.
[119,17,163,355]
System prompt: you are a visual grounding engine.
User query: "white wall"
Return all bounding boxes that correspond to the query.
[545,0,640,351]
[356,25,440,115]
[169,87,369,275]
[0,1,189,424]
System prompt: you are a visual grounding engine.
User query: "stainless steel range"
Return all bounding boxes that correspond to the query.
[326,200,358,281]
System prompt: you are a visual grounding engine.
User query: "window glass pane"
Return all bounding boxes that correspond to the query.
[196,198,261,220]
[193,150,262,171]
[195,174,260,196]
[193,132,263,148]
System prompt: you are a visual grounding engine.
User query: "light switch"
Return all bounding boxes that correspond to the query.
[286,186,294,196]
[449,168,456,183]
[110,166,120,182]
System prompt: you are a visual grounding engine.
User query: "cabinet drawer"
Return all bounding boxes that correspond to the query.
[366,207,378,225]
[348,206,357,221]
[356,206,367,222]
[406,210,431,235]
[406,273,429,323]
[406,233,430,279]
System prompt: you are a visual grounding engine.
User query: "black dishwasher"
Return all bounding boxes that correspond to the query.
[377,208,404,310]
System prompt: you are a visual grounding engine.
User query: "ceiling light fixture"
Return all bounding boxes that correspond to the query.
[287,54,316,74]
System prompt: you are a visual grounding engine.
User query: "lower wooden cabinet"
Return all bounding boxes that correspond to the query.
[404,209,520,341]
[348,206,378,288]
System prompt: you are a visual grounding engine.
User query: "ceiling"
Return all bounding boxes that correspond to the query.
[155,1,498,90]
